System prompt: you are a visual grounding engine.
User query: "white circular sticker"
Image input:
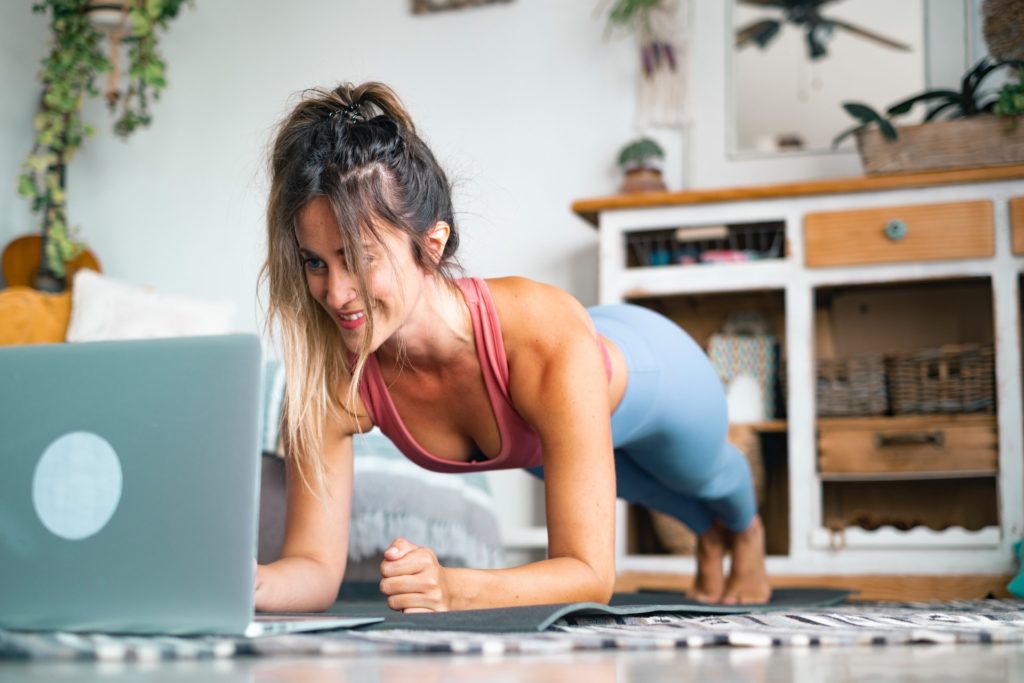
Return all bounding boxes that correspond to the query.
[32,432,123,541]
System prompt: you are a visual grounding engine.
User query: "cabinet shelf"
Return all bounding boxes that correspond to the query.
[819,470,997,482]
[811,525,1001,550]
[618,260,793,297]
[582,169,1024,581]
[743,419,787,433]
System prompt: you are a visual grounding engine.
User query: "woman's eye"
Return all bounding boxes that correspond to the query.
[303,257,325,270]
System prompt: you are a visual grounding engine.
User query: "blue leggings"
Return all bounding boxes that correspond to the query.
[530,304,756,534]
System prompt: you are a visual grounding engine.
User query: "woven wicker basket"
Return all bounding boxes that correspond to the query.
[780,354,888,416]
[816,354,888,417]
[887,343,995,414]
[856,116,1024,175]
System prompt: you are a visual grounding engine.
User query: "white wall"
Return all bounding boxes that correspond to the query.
[2,1,647,320]
[1,4,49,249]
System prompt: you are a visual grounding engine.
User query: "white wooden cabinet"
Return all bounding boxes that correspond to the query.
[574,166,1024,590]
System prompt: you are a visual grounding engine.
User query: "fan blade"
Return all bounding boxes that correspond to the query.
[829,18,912,51]
[736,19,782,48]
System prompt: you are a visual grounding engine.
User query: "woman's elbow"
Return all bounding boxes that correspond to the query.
[595,577,616,604]
[583,565,616,604]
[283,553,347,612]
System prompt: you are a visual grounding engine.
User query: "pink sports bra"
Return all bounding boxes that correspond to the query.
[357,277,612,473]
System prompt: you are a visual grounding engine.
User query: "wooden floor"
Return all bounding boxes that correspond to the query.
[4,644,1023,682]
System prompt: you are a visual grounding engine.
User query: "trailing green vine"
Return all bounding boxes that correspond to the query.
[17,0,190,283]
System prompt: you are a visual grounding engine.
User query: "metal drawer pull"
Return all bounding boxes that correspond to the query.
[883,219,908,241]
[875,431,945,448]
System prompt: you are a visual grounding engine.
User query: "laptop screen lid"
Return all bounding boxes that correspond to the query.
[0,335,264,636]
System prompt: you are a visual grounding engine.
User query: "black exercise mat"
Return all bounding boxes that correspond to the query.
[319,586,855,633]
[612,587,854,608]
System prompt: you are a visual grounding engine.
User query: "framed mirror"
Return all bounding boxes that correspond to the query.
[727,0,977,158]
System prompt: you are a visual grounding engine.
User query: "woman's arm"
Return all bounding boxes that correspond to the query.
[379,278,618,610]
[255,416,358,612]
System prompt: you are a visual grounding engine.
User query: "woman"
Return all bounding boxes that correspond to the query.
[255,82,770,613]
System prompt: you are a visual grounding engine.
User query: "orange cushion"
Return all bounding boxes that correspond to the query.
[0,286,72,345]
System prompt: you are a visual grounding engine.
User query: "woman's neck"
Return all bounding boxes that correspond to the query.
[374,276,473,372]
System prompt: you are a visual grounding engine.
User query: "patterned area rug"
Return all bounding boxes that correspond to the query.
[2,600,1022,661]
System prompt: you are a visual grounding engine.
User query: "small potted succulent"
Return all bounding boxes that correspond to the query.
[617,136,667,193]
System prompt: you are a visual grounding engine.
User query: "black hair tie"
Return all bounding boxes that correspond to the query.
[327,102,364,124]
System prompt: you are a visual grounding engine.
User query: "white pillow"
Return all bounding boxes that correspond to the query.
[65,269,236,342]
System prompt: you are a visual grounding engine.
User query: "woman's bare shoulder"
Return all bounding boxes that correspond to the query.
[484,276,584,316]
[484,276,595,350]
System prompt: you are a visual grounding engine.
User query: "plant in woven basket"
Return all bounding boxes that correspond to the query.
[16,0,191,291]
[994,71,1024,121]
[831,57,1024,148]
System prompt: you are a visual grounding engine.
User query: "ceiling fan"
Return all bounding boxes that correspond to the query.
[735,0,912,60]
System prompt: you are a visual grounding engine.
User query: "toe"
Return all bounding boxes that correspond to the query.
[722,585,772,605]
[689,589,720,604]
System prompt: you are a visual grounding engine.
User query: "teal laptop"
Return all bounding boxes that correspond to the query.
[0,335,379,637]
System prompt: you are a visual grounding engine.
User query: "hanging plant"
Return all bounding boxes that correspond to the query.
[601,0,678,80]
[16,0,191,289]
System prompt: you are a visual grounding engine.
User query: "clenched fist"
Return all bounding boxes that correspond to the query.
[379,537,452,613]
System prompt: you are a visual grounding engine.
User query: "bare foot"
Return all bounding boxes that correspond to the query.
[691,523,727,603]
[721,515,772,605]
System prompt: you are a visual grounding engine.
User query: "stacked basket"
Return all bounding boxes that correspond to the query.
[816,354,888,417]
[783,343,995,417]
[886,343,996,415]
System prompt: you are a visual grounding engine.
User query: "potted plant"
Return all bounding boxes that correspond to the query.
[13,0,190,292]
[831,57,1024,175]
[617,137,667,193]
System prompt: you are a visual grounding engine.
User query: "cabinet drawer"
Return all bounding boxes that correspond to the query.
[818,415,997,476]
[804,201,994,267]
[1012,197,1024,256]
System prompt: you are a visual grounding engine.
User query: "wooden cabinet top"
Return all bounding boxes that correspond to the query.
[571,164,1024,227]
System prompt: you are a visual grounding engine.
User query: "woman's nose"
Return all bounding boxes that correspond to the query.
[325,270,358,310]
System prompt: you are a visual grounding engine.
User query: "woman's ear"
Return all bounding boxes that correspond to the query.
[425,221,451,265]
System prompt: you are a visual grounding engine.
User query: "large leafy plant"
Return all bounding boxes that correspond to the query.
[832,57,1024,148]
[17,0,190,287]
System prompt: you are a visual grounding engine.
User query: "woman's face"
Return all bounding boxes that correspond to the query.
[294,196,425,354]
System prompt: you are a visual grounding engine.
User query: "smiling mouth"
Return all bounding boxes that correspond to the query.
[336,310,367,330]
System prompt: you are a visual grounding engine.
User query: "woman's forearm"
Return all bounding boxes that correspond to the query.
[444,557,615,611]
[255,555,346,612]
